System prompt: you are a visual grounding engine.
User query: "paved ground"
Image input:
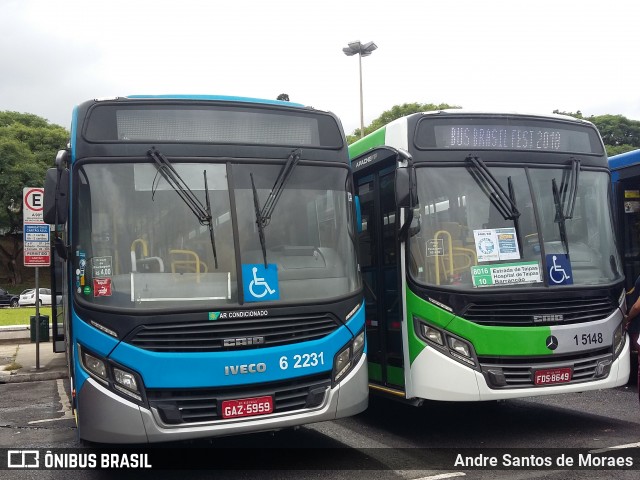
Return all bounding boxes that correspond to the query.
[0,326,67,384]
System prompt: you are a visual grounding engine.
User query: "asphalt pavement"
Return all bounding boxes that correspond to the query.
[0,325,67,383]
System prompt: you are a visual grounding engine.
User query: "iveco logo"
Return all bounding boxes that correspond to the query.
[224,363,267,375]
[545,335,559,351]
[223,337,265,347]
[533,314,564,323]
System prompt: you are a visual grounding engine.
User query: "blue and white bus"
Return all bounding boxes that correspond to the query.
[609,148,640,371]
[43,95,366,443]
[609,149,640,288]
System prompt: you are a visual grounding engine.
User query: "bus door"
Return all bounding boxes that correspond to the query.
[615,169,640,291]
[355,162,404,390]
[50,246,66,353]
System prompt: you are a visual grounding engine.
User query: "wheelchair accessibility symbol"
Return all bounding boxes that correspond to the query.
[242,264,279,302]
[546,254,573,285]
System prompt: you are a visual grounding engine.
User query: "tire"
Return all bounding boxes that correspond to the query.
[10,299,18,308]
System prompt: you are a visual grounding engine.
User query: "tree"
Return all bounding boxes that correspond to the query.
[553,109,640,156]
[0,111,68,285]
[347,102,461,144]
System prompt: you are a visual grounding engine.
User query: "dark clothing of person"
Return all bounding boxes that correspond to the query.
[625,276,640,403]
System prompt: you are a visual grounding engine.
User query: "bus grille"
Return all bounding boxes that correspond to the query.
[462,295,617,326]
[479,348,613,389]
[146,374,331,425]
[126,313,340,352]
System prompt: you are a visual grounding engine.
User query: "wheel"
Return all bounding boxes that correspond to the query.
[10,299,18,308]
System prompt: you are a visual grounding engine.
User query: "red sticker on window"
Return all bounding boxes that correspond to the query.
[93,278,112,297]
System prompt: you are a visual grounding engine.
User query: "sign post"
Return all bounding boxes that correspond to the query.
[23,187,50,370]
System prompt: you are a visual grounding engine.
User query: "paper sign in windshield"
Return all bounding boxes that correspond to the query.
[471,261,541,287]
[473,228,520,262]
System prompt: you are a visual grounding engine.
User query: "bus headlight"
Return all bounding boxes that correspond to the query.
[353,330,365,354]
[78,345,145,404]
[613,321,626,358]
[414,316,479,370]
[80,347,108,382]
[332,328,365,385]
[333,347,352,383]
[113,367,142,401]
[421,324,444,346]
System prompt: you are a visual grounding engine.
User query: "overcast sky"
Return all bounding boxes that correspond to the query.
[2,0,639,135]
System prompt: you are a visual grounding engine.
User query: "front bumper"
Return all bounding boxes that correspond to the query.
[77,353,367,443]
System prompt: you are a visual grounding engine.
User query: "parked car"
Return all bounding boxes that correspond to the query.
[18,288,61,307]
[0,287,19,308]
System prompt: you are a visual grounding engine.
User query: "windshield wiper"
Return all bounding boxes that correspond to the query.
[250,148,302,267]
[552,158,581,255]
[562,157,581,220]
[552,178,569,255]
[507,176,523,252]
[466,156,520,220]
[203,170,219,269]
[148,147,218,268]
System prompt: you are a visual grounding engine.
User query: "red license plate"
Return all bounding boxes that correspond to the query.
[534,367,572,385]
[221,395,273,419]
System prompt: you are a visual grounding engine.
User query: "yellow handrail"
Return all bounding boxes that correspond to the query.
[433,230,477,284]
[131,238,148,257]
[433,230,454,285]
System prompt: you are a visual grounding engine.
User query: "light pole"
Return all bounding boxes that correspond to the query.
[343,40,377,138]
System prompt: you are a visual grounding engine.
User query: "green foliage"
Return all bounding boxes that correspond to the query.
[0,111,69,285]
[347,102,461,144]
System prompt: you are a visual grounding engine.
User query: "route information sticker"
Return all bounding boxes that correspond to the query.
[473,228,520,262]
[471,261,541,287]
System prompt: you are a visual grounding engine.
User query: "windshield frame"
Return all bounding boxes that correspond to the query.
[71,158,361,313]
[407,162,622,292]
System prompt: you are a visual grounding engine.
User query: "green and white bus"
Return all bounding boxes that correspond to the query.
[350,110,630,402]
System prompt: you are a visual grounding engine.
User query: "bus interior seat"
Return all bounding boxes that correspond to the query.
[169,249,208,281]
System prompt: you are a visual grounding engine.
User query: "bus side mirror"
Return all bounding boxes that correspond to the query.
[395,165,416,208]
[54,236,68,260]
[43,167,69,225]
[354,195,362,233]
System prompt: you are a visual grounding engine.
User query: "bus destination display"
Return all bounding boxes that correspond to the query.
[422,120,599,154]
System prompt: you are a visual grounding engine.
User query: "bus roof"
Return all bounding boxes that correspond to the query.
[608,149,640,172]
[349,110,599,159]
[123,94,306,108]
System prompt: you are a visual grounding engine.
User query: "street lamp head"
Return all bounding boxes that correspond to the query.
[360,41,377,57]
[342,40,377,139]
[342,40,377,57]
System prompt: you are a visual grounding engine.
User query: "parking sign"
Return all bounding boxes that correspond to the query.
[23,187,50,267]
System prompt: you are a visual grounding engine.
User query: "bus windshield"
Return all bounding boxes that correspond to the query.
[408,164,621,289]
[74,161,359,309]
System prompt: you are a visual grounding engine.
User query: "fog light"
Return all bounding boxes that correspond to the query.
[595,359,612,378]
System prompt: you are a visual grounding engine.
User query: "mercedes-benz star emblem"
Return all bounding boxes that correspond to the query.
[545,335,559,351]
